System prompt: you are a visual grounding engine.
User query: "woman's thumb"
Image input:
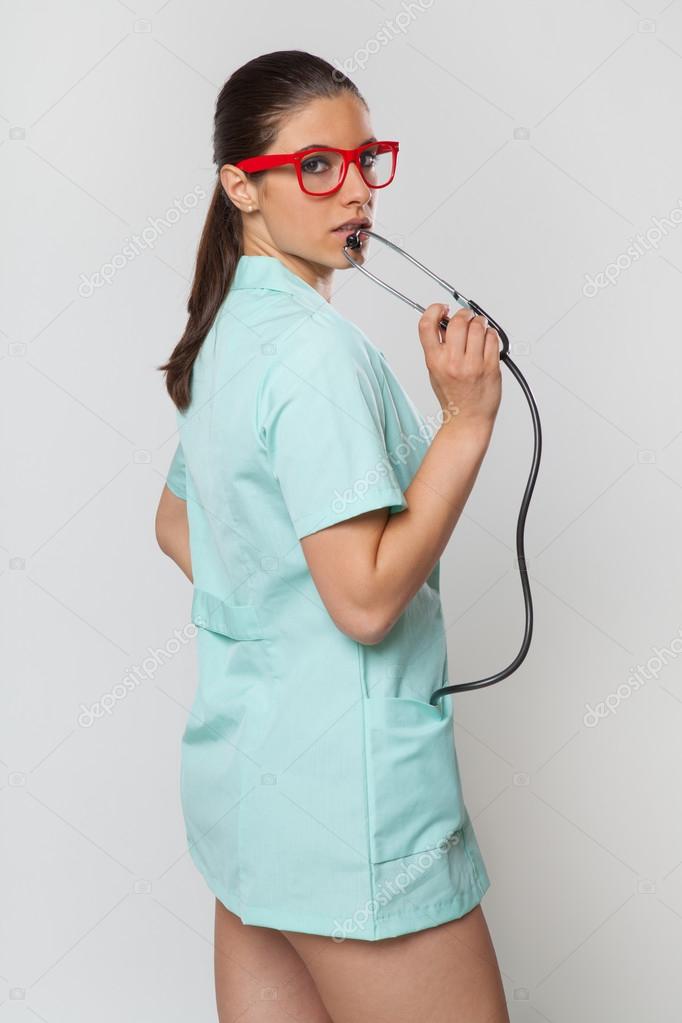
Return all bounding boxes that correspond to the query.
[419,303,449,345]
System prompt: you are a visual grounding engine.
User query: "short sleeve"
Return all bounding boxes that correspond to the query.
[257,333,407,539]
[165,440,187,500]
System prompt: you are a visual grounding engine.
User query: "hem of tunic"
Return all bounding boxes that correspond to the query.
[186,840,491,942]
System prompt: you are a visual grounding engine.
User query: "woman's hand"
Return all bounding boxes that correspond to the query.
[418,304,502,430]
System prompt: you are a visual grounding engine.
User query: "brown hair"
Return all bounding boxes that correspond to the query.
[158,50,366,411]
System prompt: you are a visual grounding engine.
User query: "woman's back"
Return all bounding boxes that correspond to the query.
[166,253,491,941]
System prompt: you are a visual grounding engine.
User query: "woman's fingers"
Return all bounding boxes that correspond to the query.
[418,304,474,360]
[418,302,502,426]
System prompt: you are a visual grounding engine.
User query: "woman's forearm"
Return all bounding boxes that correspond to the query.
[154,419,491,627]
[372,417,494,635]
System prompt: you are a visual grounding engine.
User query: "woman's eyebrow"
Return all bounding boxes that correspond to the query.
[293,136,377,153]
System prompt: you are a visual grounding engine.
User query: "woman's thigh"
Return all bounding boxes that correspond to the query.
[281,904,509,1023]
[213,897,333,1022]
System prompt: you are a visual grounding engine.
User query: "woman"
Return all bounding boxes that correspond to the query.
[156,49,508,1023]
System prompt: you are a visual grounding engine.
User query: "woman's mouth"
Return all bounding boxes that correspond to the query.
[332,223,371,241]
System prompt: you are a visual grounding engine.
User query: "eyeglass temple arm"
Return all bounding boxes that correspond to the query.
[344,228,510,355]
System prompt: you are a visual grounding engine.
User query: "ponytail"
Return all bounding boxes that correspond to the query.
[158,182,241,412]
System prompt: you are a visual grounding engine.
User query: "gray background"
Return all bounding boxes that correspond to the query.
[3,0,682,1019]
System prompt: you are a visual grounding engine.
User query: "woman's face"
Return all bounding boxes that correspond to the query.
[222,93,384,293]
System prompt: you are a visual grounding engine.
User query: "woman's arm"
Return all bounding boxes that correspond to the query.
[155,485,193,582]
[153,418,489,639]
[300,303,501,646]
[300,416,492,645]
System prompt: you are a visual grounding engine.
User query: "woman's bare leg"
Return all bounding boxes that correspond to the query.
[214,897,333,1022]
[281,904,509,1023]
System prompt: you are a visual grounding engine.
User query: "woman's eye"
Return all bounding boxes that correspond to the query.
[360,151,378,167]
[302,158,328,174]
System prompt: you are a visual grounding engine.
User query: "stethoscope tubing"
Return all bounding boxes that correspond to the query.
[342,228,541,705]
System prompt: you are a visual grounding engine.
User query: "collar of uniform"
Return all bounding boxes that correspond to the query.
[231,255,329,314]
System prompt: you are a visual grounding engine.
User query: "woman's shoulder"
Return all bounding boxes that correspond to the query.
[244,290,386,381]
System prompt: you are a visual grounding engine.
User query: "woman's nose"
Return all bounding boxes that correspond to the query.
[341,159,372,203]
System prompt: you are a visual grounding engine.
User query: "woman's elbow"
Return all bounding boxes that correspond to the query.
[155,508,175,556]
[333,606,390,646]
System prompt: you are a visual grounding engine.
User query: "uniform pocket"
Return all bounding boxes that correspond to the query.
[191,586,265,640]
[363,695,467,864]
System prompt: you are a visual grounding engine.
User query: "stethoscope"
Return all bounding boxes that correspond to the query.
[343,228,542,706]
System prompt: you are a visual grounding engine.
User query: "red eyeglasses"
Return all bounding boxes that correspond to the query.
[235,140,399,197]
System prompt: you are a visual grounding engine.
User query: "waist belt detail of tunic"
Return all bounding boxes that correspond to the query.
[191,586,265,641]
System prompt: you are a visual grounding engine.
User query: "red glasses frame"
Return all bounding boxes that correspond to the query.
[235,140,399,196]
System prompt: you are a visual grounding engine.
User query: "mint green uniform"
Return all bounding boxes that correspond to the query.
[165,254,490,940]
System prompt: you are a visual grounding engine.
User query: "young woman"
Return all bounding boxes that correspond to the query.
[156,49,508,1023]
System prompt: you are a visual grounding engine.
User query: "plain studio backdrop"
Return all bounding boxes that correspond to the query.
[3,1,682,1019]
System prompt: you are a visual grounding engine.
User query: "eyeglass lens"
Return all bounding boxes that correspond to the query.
[300,143,394,194]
